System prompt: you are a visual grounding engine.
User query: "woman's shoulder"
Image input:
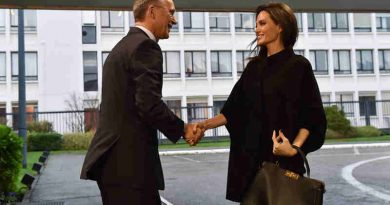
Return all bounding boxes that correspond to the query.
[288,54,313,74]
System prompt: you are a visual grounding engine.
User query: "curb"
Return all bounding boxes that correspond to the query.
[159,142,390,156]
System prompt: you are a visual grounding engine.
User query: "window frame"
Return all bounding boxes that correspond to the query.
[211,51,232,77]
[333,50,351,74]
[356,49,374,74]
[11,51,38,81]
[162,51,181,78]
[309,50,328,75]
[185,51,207,77]
[83,51,98,92]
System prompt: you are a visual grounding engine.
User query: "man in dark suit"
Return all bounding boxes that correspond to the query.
[80,0,202,204]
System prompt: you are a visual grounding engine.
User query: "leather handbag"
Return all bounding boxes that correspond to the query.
[241,145,325,205]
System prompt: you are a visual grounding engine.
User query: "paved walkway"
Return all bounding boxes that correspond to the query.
[19,142,390,205]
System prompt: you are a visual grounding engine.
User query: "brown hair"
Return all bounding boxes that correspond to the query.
[132,0,163,21]
[252,3,298,56]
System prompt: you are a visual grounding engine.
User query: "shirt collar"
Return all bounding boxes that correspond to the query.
[135,25,157,42]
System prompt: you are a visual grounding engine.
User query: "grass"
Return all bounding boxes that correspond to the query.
[16,151,42,194]
[325,135,390,144]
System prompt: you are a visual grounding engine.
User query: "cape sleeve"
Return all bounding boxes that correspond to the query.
[299,61,327,154]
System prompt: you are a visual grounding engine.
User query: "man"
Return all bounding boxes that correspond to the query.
[80,0,202,204]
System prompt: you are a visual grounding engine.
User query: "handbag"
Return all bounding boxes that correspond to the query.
[241,145,325,205]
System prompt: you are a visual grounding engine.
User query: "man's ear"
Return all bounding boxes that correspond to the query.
[148,5,156,19]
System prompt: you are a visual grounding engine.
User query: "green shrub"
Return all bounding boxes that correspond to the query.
[62,132,94,150]
[27,121,54,133]
[324,105,357,138]
[355,126,382,137]
[28,132,63,151]
[0,124,23,201]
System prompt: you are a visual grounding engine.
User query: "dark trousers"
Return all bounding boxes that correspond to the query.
[97,181,161,205]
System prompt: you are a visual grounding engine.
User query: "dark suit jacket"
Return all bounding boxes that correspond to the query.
[80,27,184,191]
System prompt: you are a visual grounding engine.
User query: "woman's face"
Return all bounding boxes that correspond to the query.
[255,11,282,47]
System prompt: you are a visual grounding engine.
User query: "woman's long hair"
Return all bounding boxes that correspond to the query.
[249,3,299,57]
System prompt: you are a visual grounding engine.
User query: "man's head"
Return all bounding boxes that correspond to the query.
[133,0,177,40]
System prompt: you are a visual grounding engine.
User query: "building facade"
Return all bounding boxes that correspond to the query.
[1,9,390,131]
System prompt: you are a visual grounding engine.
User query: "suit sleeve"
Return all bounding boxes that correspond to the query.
[299,60,327,154]
[131,40,184,143]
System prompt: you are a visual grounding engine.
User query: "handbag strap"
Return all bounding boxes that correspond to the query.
[291,145,311,178]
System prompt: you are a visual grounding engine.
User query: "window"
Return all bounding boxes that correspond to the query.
[187,102,208,123]
[209,12,230,32]
[0,104,6,125]
[379,49,390,73]
[129,11,135,27]
[185,51,206,77]
[10,10,37,31]
[333,50,351,74]
[321,94,330,103]
[336,93,354,117]
[294,49,305,56]
[211,51,232,77]
[307,13,326,32]
[102,52,109,65]
[235,13,255,32]
[0,52,5,81]
[84,107,99,132]
[295,13,303,32]
[12,103,38,130]
[213,100,226,115]
[165,100,181,118]
[354,13,371,32]
[331,13,349,32]
[11,52,38,81]
[356,50,373,74]
[162,51,180,78]
[236,50,252,74]
[83,51,98,91]
[359,96,376,116]
[183,12,205,32]
[309,50,328,75]
[376,14,390,32]
[0,9,5,32]
[101,11,124,32]
[82,11,96,44]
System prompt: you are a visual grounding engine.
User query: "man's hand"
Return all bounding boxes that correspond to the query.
[184,123,205,146]
[272,130,297,157]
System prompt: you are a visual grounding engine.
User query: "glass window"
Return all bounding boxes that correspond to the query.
[0,104,6,125]
[101,11,124,32]
[234,12,255,32]
[307,13,326,32]
[102,52,109,66]
[183,12,205,32]
[354,13,371,32]
[11,52,38,81]
[12,103,38,130]
[187,102,208,123]
[185,51,206,77]
[376,13,390,32]
[82,25,96,44]
[0,9,5,32]
[236,50,252,75]
[295,13,303,32]
[162,51,180,78]
[356,50,373,74]
[209,12,230,32]
[335,93,354,117]
[309,50,328,75]
[359,96,376,116]
[211,51,232,77]
[10,10,37,31]
[129,11,135,27]
[294,49,305,56]
[379,49,390,73]
[165,100,181,117]
[333,50,351,74]
[331,13,349,32]
[83,51,98,91]
[0,52,5,81]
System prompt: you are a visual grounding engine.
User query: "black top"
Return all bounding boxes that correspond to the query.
[221,48,327,202]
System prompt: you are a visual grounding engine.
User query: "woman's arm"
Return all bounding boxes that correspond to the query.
[272,128,309,157]
[199,114,228,131]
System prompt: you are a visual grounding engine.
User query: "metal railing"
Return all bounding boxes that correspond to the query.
[1,100,389,137]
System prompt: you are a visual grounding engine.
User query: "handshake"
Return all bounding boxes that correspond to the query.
[183,121,207,146]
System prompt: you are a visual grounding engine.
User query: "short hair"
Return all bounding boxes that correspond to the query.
[254,3,298,55]
[132,0,163,21]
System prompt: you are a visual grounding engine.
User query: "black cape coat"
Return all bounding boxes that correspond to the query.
[221,48,327,202]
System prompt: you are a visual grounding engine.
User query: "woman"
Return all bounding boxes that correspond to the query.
[197,3,327,203]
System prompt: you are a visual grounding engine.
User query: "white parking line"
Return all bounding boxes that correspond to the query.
[161,196,174,205]
[341,155,390,202]
[173,155,201,163]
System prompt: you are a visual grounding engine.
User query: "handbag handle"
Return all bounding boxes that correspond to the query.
[291,145,311,178]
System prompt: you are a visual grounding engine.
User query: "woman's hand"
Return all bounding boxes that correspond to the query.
[272,130,298,157]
